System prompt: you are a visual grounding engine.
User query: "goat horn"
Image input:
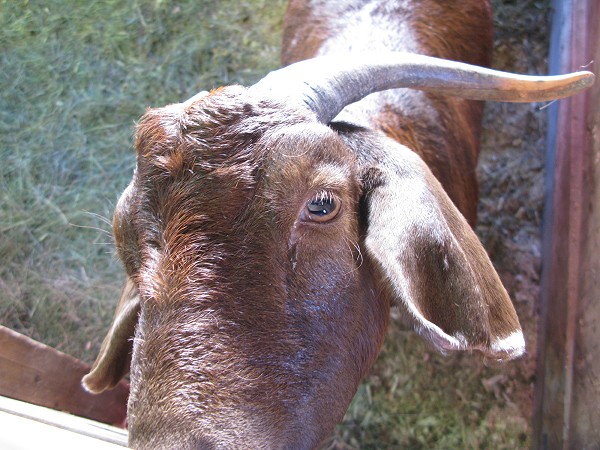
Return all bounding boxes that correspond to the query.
[251,52,595,123]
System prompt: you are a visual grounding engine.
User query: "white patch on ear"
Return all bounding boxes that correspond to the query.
[491,331,526,358]
[414,322,465,354]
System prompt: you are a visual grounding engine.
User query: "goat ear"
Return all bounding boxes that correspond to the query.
[82,278,140,393]
[361,142,524,361]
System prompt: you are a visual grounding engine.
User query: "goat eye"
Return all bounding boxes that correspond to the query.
[304,194,340,222]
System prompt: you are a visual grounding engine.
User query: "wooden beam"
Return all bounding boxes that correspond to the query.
[0,326,129,428]
[0,395,128,448]
[534,0,600,448]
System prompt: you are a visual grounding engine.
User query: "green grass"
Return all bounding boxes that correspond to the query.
[331,325,531,449]
[1,0,548,448]
[0,0,286,356]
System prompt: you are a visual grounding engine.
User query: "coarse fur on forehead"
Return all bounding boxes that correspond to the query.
[134,84,353,185]
[257,122,358,210]
[126,86,359,305]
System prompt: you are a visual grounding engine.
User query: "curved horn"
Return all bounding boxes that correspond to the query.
[251,52,595,123]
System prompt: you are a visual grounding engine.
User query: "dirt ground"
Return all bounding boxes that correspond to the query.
[477,0,551,426]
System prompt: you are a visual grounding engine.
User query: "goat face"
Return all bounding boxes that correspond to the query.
[82,55,593,448]
[86,86,518,449]
[92,87,391,447]
[127,89,390,448]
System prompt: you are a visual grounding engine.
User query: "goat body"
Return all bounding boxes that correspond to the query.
[283,0,494,224]
[82,1,593,448]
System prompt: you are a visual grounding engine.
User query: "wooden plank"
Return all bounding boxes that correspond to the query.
[0,326,129,428]
[0,411,124,449]
[534,0,600,448]
[0,395,128,448]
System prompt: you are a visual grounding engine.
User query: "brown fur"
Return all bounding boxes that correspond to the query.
[83,1,525,448]
[123,94,392,448]
[283,0,493,224]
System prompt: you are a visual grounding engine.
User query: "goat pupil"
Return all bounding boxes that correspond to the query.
[308,198,334,216]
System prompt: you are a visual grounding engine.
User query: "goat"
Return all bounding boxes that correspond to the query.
[82,0,593,448]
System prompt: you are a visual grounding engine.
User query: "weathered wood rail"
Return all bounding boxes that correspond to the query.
[0,325,129,428]
[534,0,600,448]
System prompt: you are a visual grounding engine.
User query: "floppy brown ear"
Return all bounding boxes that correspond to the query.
[359,137,524,361]
[82,277,140,393]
